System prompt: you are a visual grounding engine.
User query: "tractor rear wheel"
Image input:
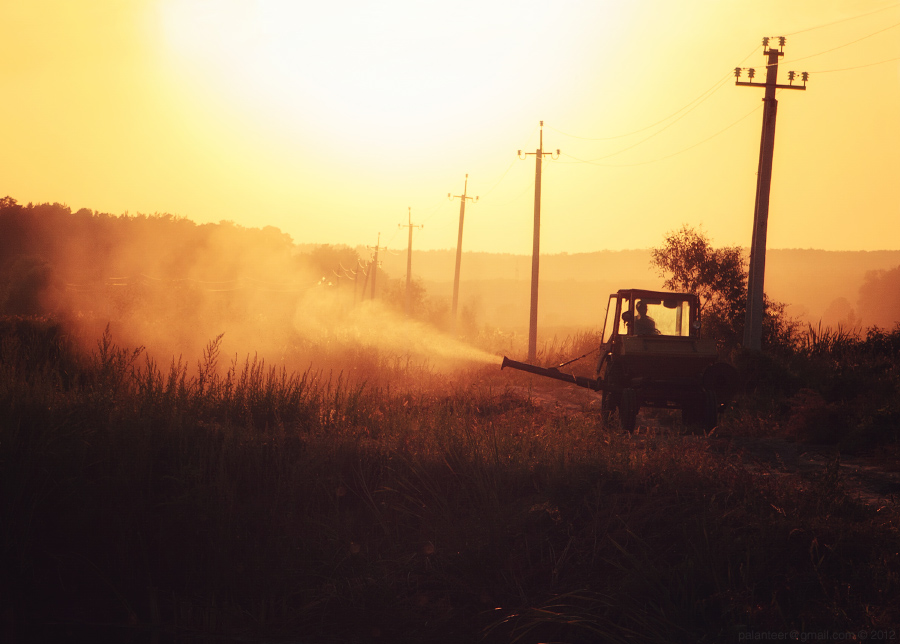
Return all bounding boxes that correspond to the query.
[700,390,718,432]
[618,388,638,432]
[681,391,718,433]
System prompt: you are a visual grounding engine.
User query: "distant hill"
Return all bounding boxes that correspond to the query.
[374,248,900,330]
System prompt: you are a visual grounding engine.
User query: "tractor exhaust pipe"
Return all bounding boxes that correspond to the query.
[501,356,603,391]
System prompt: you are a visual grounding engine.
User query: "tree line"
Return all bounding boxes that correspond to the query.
[0,197,446,324]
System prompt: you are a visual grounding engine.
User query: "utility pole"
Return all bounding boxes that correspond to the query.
[399,207,423,316]
[735,37,807,351]
[518,121,560,362]
[367,232,383,300]
[353,261,362,304]
[448,174,478,331]
[358,260,371,301]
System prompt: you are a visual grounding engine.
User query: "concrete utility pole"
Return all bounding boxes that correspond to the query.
[367,232,383,300]
[735,37,807,351]
[518,121,560,362]
[399,207,423,316]
[448,174,478,331]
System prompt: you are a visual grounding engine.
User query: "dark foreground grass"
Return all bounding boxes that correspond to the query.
[1,318,898,643]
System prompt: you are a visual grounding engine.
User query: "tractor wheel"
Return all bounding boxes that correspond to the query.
[618,388,638,432]
[681,391,718,434]
[700,390,718,432]
[600,391,618,426]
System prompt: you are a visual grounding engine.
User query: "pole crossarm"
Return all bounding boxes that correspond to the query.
[449,173,479,204]
[735,82,807,90]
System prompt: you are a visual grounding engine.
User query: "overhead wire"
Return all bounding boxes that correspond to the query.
[549,46,760,144]
[784,19,900,65]
[556,7,898,168]
[808,55,900,73]
[478,122,540,199]
[567,75,734,163]
[784,2,900,36]
[559,102,763,168]
[546,45,762,164]
[489,178,536,207]
[421,196,452,226]
[353,5,899,250]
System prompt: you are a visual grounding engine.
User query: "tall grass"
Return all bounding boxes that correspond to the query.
[729,322,900,448]
[1,318,898,642]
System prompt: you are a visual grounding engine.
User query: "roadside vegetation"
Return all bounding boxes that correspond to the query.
[1,315,898,643]
[2,207,899,641]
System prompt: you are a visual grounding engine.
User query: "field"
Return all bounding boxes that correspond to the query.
[1,317,899,643]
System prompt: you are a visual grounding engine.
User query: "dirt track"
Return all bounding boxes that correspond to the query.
[507,382,900,507]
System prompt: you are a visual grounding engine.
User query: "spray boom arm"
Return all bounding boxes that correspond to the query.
[500,356,603,391]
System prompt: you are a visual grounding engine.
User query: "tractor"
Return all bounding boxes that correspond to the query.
[501,288,738,432]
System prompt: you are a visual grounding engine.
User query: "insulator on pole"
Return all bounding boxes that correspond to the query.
[762,37,769,47]
[801,71,809,82]
[779,36,786,47]
[748,68,756,80]
[734,67,742,79]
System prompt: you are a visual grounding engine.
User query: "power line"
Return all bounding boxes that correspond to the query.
[479,123,541,198]
[489,178,536,207]
[421,197,453,226]
[553,6,895,147]
[548,46,759,143]
[479,156,519,198]
[808,55,900,73]
[785,19,900,64]
[557,103,763,167]
[565,75,734,163]
[785,2,900,36]
[548,74,731,142]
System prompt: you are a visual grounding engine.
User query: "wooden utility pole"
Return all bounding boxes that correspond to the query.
[518,121,560,362]
[448,174,478,331]
[735,37,807,350]
[367,232,383,300]
[399,207,423,316]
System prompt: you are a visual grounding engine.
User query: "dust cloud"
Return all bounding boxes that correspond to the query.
[292,286,498,371]
[0,200,498,378]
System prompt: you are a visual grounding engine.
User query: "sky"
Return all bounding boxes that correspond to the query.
[2,0,899,256]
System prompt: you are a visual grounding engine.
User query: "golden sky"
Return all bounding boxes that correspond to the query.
[2,0,899,254]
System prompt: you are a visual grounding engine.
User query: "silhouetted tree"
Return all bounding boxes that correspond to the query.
[858,265,900,328]
[651,225,797,354]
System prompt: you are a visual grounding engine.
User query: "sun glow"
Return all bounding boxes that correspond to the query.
[158,0,624,153]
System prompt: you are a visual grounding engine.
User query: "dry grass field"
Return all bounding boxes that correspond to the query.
[1,317,899,643]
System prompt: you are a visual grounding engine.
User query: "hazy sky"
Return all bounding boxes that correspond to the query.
[2,1,898,254]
